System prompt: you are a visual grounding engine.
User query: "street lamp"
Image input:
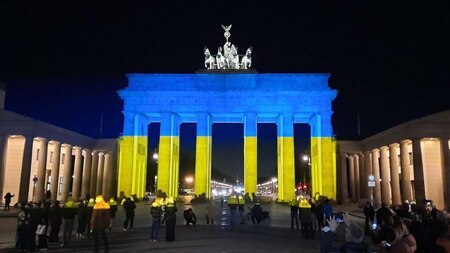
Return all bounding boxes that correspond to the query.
[302,154,311,191]
[185,176,193,190]
[32,175,38,202]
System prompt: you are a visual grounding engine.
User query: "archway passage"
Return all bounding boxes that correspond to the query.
[117,73,337,201]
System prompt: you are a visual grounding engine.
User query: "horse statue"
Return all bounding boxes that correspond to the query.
[216,47,226,69]
[230,45,240,69]
[241,47,252,69]
[204,47,215,69]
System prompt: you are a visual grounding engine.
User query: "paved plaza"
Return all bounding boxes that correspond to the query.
[0,201,366,252]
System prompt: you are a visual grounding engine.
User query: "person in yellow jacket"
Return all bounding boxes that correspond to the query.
[108,197,118,231]
[289,197,299,229]
[91,195,110,253]
[165,197,177,241]
[228,193,238,226]
[299,198,314,239]
[238,194,246,225]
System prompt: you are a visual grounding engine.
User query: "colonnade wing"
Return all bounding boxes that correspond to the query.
[118,73,337,201]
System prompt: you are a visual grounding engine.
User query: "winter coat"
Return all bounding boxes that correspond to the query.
[90,201,110,230]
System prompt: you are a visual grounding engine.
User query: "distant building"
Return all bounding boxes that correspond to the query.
[0,86,117,204]
[337,110,450,209]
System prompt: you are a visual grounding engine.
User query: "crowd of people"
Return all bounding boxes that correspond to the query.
[10,188,450,253]
[320,199,450,253]
[13,193,118,252]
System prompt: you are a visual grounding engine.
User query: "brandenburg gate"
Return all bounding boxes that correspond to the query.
[117,26,337,202]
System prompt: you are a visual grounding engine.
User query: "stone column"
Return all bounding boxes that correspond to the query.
[358,153,366,201]
[60,144,73,202]
[71,146,83,201]
[158,113,181,198]
[244,112,258,197]
[18,136,34,202]
[388,143,401,205]
[400,140,413,202]
[89,151,99,198]
[339,153,349,203]
[412,139,425,204]
[0,135,6,200]
[96,152,105,195]
[442,139,450,208]
[371,149,382,207]
[34,138,48,202]
[348,155,355,201]
[194,112,213,199]
[102,153,113,199]
[49,141,61,202]
[354,154,361,201]
[81,149,92,200]
[364,151,373,200]
[277,113,295,202]
[380,146,391,205]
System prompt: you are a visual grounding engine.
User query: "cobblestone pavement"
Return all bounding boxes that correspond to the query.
[0,201,366,252]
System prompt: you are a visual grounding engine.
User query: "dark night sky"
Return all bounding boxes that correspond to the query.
[1,1,449,181]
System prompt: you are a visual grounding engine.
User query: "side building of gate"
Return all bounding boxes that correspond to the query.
[117,73,337,202]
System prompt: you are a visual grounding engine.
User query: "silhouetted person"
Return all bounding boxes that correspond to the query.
[91,195,110,253]
[364,201,375,230]
[183,208,197,226]
[165,198,177,241]
[251,203,263,224]
[77,201,88,237]
[49,201,62,242]
[61,197,77,247]
[122,197,136,231]
[4,192,15,211]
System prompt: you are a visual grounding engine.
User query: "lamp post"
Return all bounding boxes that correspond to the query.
[32,175,38,202]
[153,149,158,194]
[302,154,311,192]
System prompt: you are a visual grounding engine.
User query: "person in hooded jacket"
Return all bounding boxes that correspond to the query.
[165,197,177,241]
[91,195,110,253]
[49,201,62,243]
[122,197,136,231]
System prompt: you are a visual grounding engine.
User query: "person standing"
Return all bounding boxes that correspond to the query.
[165,197,177,241]
[299,198,314,239]
[86,198,95,238]
[108,197,118,231]
[122,197,136,231]
[16,203,29,251]
[49,201,62,243]
[363,201,375,231]
[238,194,246,225]
[91,195,110,253]
[4,192,15,211]
[37,202,51,251]
[150,200,162,242]
[289,197,299,229]
[205,202,218,225]
[76,200,88,237]
[61,197,78,247]
[228,193,238,226]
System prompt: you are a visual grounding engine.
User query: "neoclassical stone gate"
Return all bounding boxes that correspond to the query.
[117,73,337,201]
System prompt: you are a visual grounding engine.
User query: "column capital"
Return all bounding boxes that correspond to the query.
[371,148,380,153]
[380,146,389,151]
[33,137,48,142]
[388,143,399,149]
[82,149,92,156]
[72,146,82,151]
[348,155,354,161]
[48,140,61,146]
[400,139,411,145]
[364,151,372,156]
